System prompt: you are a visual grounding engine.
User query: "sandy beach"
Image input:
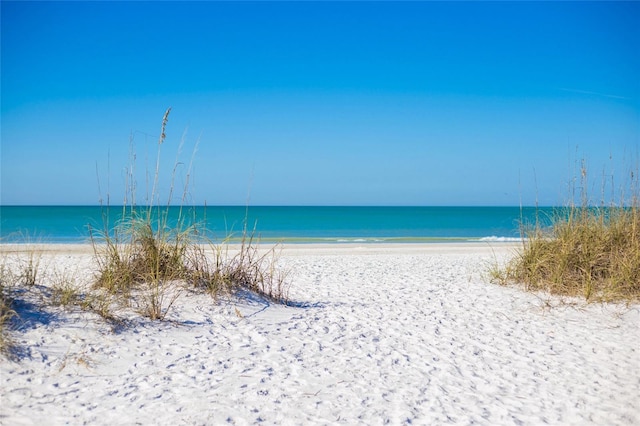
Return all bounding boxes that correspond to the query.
[1,243,638,425]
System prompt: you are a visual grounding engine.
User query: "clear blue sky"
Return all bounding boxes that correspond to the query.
[2,1,639,206]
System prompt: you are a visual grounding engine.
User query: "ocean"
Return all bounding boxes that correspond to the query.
[0,205,552,244]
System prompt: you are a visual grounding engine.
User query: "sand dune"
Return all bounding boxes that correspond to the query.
[1,244,638,425]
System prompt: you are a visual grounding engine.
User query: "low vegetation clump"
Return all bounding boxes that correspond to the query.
[0,279,17,356]
[0,110,291,361]
[89,108,290,320]
[0,109,291,359]
[494,163,639,303]
[187,231,290,304]
[1,248,40,357]
[90,213,290,320]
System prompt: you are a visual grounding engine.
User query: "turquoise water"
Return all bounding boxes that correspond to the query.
[0,206,552,243]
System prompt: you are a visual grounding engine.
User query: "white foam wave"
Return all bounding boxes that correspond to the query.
[335,238,385,243]
[477,236,523,242]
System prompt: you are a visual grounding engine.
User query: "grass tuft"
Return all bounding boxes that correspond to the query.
[90,108,290,321]
[50,269,83,309]
[495,162,640,303]
[0,108,291,342]
[0,279,17,356]
[188,230,290,304]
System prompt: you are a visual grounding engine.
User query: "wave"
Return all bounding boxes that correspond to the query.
[334,238,385,243]
[476,236,524,242]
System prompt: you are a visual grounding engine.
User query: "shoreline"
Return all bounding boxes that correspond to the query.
[0,241,524,256]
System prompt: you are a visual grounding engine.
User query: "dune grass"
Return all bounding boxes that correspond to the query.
[0,243,44,356]
[493,163,639,303]
[0,108,290,360]
[0,108,290,356]
[89,108,290,321]
[0,278,16,356]
[187,228,290,303]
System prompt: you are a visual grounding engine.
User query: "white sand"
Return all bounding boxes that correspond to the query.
[1,243,638,425]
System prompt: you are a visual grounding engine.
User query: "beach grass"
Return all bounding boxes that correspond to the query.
[0,278,17,356]
[186,232,290,302]
[493,162,640,303]
[0,244,42,357]
[15,243,42,288]
[0,109,290,353]
[88,108,289,320]
[50,268,83,309]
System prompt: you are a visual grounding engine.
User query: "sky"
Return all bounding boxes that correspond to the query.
[1,1,639,206]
